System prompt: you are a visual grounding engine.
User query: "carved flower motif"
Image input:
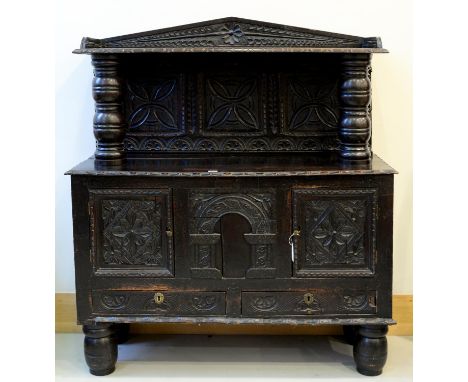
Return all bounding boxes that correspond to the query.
[222,24,244,44]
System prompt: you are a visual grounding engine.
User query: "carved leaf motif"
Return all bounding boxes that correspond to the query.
[192,295,217,311]
[208,104,232,127]
[234,104,257,128]
[101,294,128,310]
[316,104,338,127]
[208,79,231,100]
[343,295,368,311]
[128,107,151,129]
[151,105,177,129]
[128,83,149,101]
[289,104,313,130]
[151,80,176,101]
[252,296,278,311]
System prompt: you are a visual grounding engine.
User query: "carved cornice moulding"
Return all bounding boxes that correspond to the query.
[74,17,387,54]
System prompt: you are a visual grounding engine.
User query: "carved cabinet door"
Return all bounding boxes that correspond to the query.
[186,189,284,279]
[88,188,174,277]
[291,188,377,277]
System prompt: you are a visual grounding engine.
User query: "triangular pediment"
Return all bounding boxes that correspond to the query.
[76,17,384,53]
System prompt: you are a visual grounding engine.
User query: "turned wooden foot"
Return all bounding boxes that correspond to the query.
[353,325,388,376]
[112,323,130,344]
[343,325,360,345]
[83,323,118,376]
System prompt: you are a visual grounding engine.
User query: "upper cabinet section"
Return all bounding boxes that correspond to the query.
[73,17,387,54]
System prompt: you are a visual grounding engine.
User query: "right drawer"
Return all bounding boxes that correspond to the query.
[241,290,377,317]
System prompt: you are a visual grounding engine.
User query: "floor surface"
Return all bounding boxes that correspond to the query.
[56,333,412,381]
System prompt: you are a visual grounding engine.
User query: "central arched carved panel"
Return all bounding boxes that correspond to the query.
[189,191,277,278]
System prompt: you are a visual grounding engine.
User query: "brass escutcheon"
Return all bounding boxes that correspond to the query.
[154,292,164,304]
[304,293,314,305]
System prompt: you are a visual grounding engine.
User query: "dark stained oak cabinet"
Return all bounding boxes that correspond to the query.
[66,17,396,377]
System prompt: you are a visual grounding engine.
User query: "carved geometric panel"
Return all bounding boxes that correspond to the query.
[242,290,377,317]
[292,189,377,277]
[199,73,265,136]
[280,73,340,135]
[92,291,226,316]
[124,75,185,135]
[89,189,174,277]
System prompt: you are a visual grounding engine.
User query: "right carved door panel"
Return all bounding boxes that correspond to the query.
[291,188,377,277]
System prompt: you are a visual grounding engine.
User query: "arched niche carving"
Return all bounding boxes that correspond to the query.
[189,192,277,278]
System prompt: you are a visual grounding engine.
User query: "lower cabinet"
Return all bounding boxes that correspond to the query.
[75,175,392,324]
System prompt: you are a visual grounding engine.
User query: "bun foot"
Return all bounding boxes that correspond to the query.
[353,325,388,376]
[83,323,118,376]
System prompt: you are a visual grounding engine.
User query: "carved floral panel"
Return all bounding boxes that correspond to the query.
[90,189,173,277]
[102,199,162,265]
[293,189,376,277]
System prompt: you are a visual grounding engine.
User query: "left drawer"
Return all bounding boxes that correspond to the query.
[88,188,174,277]
[92,290,226,316]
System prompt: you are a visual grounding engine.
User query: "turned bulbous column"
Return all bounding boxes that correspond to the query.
[339,53,372,160]
[91,54,126,164]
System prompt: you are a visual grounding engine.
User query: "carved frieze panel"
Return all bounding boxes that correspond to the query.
[280,73,340,135]
[292,189,377,277]
[198,73,266,136]
[123,135,340,152]
[89,189,174,277]
[123,75,185,136]
[119,59,342,153]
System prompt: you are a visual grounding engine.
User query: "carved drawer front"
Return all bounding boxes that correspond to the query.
[89,189,174,277]
[242,290,377,317]
[292,188,377,277]
[188,190,278,279]
[93,291,226,316]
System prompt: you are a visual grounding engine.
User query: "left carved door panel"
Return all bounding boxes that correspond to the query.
[89,189,174,277]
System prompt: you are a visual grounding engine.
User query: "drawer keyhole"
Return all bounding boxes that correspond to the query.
[154,292,164,304]
[304,293,314,305]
